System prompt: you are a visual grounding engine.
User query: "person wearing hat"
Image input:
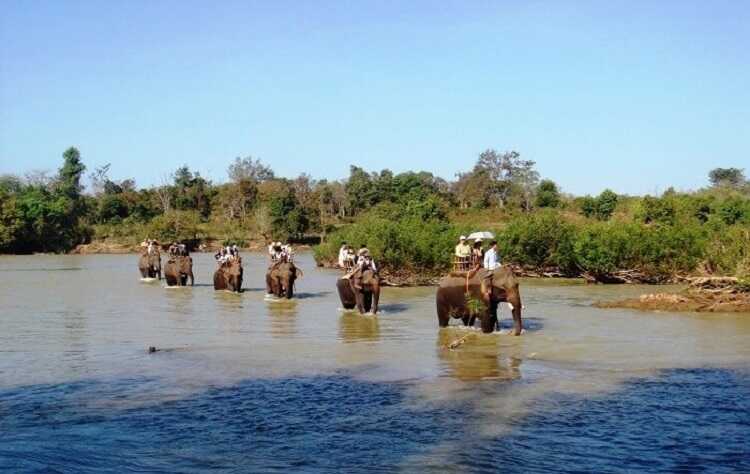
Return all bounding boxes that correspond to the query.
[454,235,472,271]
[343,245,377,280]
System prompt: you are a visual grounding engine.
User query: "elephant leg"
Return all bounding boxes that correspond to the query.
[371,285,380,315]
[436,301,451,328]
[481,301,499,333]
[355,290,365,314]
[508,288,523,336]
[158,269,162,280]
[363,291,372,313]
[468,315,477,327]
[189,271,194,286]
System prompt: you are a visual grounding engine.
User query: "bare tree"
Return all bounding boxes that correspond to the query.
[154,174,173,213]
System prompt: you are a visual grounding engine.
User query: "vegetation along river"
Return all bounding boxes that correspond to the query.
[1,253,748,473]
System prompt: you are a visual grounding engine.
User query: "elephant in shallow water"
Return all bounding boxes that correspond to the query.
[138,253,161,279]
[266,261,299,298]
[336,269,381,314]
[164,255,194,287]
[436,266,523,334]
[214,258,243,292]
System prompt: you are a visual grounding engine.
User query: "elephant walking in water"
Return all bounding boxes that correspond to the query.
[436,266,523,335]
[164,255,194,287]
[266,261,299,299]
[138,253,161,279]
[214,258,243,292]
[336,269,380,314]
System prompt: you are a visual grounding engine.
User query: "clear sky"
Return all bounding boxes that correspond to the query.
[1,0,748,195]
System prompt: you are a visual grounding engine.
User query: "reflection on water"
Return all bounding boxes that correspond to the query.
[436,331,522,381]
[0,253,749,471]
[338,313,380,343]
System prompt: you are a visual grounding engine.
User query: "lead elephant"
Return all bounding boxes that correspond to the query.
[214,258,243,292]
[138,252,161,279]
[336,269,380,314]
[164,255,194,287]
[436,266,523,335]
[265,261,299,298]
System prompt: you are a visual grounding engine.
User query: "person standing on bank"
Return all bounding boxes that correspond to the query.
[483,240,500,270]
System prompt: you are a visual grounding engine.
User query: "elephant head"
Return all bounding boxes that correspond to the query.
[148,253,161,278]
[352,268,380,314]
[478,267,522,334]
[267,261,299,298]
[224,259,243,292]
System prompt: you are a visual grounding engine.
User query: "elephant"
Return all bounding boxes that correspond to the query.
[265,261,300,299]
[138,252,161,279]
[164,255,194,287]
[436,266,523,335]
[336,268,381,314]
[214,258,243,292]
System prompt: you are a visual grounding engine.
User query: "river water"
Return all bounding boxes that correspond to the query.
[1,253,748,473]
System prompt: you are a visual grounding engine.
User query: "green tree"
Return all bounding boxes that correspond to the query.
[535,179,561,208]
[709,167,746,188]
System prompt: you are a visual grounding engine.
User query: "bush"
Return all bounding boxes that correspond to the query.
[498,209,577,273]
[315,215,457,272]
[147,210,203,243]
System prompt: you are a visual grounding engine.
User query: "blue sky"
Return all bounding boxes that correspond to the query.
[1,0,748,195]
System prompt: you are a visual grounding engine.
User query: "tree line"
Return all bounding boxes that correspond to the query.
[1,146,749,282]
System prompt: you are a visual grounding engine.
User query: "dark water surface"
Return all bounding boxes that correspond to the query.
[1,254,749,473]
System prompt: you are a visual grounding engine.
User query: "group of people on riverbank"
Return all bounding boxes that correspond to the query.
[453,236,500,272]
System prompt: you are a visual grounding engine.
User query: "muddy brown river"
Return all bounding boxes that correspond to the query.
[1,253,748,473]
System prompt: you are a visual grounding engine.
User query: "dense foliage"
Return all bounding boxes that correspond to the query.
[1,147,748,282]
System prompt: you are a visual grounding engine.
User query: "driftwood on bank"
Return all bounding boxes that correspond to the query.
[595,276,750,313]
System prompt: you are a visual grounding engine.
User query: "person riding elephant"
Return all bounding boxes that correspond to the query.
[436,265,523,335]
[164,255,194,287]
[138,251,161,279]
[336,264,381,314]
[265,258,300,299]
[214,257,243,292]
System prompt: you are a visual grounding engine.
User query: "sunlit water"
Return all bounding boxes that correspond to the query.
[1,253,748,473]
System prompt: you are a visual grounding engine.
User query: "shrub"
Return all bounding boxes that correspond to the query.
[498,209,577,273]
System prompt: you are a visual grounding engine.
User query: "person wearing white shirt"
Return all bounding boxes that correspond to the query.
[483,240,500,270]
[338,242,349,268]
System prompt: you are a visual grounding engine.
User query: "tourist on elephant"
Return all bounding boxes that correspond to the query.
[472,239,484,267]
[483,240,500,270]
[284,244,295,263]
[338,242,349,268]
[454,235,471,271]
[343,248,377,281]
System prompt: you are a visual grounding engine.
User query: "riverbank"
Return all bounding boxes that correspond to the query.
[595,277,750,313]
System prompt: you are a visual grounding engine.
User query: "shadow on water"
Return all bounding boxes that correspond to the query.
[376,303,409,314]
[1,369,747,473]
[0,267,83,272]
[338,314,380,343]
[499,316,544,332]
[294,291,331,299]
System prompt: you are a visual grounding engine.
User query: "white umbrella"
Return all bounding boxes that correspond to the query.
[467,231,495,241]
